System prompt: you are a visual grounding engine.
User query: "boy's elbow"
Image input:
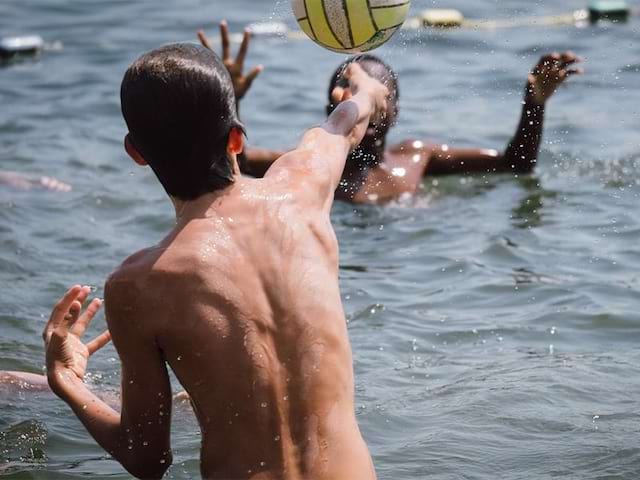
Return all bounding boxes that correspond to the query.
[121,451,173,479]
[513,159,537,174]
[501,151,537,174]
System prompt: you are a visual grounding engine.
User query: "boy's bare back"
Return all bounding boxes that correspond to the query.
[107,174,375,478]
[43,44,387,479]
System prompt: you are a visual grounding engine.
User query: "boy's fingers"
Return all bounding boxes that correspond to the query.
[61,301,82,330]
[245,65,263,86]
[72,298,103,336]
[343,63,362,80]
[49,285,82,327]
[220,21,231,60]
[331,87,345,103]
[534,53,560,73]
[564,68,584,78]
[43,324,54,344]
[197,30,213,50]
[75,286,91,308]
[236,29,251,68]
[86,330,112,355]
[560,51,581,66]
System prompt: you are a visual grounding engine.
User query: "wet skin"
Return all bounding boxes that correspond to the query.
[199,23,583,205]
[41,63,387,479]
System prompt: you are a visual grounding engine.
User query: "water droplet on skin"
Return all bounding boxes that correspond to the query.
[261,402,268,408]
[177,355,182,361]
[274,435,280,442]
[260,461,266,467]
[143,441,149,446]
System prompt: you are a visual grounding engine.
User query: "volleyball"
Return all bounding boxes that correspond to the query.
[292,0,411,53]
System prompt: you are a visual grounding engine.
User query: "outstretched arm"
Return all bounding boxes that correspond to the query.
[44,285,172,479]
[265,63,389,204]
[427,52,583,176]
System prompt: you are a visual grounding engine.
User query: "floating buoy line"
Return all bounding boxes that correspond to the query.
[1,1,637,60]
[240,1,639,42]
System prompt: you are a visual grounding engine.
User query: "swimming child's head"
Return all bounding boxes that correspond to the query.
[327,54,399,144]
[121,43,244,200]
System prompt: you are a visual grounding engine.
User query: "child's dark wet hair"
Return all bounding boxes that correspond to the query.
[327,54,399,119]
[121,43,243,200]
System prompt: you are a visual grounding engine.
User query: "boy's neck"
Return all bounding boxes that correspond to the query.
[171,154,242,221]
[170,183,235,222]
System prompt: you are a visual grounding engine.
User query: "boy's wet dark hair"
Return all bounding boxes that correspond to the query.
[121,43,243,200]
[326,54,399,122]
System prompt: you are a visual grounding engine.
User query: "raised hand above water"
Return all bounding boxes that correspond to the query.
[43,285,111,395]
[198,21,263,101]
[526,51,583,105]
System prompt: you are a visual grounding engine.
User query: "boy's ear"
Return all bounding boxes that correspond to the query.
[124,135,147,166]
[227,127,245,155]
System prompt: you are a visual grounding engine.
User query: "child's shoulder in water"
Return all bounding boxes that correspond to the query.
[0,371,49,391]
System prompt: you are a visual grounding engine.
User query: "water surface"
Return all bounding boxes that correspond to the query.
[1,0,640,478]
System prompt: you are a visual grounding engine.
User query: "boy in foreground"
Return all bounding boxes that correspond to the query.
[200,23,582,204]
[41,43,387,479]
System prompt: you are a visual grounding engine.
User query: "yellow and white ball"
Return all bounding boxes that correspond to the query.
[292,0,411,53]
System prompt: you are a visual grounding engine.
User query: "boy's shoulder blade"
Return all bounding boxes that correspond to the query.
[105,246,171,297]
[111,247,160,278]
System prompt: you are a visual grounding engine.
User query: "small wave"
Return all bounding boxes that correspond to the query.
[0,420,48,468]
[543,152,640,187]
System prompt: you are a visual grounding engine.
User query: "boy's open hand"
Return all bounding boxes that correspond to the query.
[526,51,583,105]
[43,285,111,393]
[198,21,263,100]
[343,63,389,124]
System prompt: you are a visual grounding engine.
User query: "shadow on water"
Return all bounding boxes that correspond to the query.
[510,175,557,229]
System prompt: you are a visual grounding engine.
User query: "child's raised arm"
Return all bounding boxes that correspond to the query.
[265,64,389,207]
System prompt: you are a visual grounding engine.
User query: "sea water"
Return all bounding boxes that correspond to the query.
[1,0,640,478]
